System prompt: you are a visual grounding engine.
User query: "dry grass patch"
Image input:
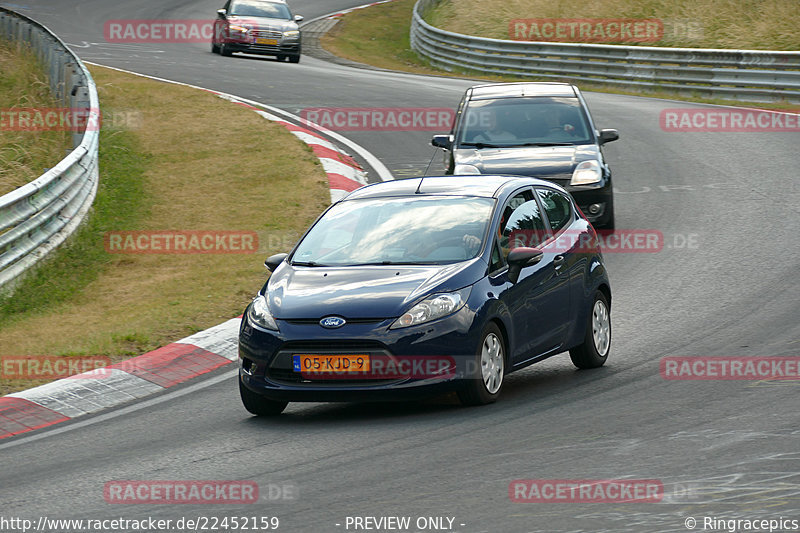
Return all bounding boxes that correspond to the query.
[0,65,329,395]
[0,40,70,196]
[427,0,800,49]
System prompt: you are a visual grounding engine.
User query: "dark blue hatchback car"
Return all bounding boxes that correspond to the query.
[238,175,611,415]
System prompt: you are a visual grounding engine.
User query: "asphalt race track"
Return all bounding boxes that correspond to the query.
[1,1,799,531]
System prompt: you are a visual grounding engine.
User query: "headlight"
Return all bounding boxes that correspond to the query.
[228,25,249,34]
[247,294,278,331]
[570,160,603,185]
[283,30,300,39]
[390,287,471,329]
[454,164,481,175]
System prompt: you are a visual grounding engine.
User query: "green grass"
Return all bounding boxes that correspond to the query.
[322,0,798,109]
[427,0,800,50]
[0,65,330,396]
[0,126,150,319]
[0,40,71,196]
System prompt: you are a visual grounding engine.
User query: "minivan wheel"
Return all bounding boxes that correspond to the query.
[569,291,611,369]
[239,379,287,416]
[458,323,505,406]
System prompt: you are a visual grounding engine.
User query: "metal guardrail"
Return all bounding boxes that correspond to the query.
[0,8,99,290]
[410,0,800,103]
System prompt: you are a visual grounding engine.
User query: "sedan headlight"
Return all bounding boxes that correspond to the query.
[247,294,278,331]
[454,164,481,175]
[283,30,300,39]
[570,160,603,186]
[390,287,471,329]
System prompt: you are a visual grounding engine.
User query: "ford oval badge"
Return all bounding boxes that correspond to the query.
[320,316,346,329]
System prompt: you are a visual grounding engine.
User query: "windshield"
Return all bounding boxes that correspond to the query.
[457,97,592,147]
[230,0,291,19]
[292,196,495,266]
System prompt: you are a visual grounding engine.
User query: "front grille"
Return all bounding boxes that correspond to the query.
[266,340,396,385]
[251,29,282,39]
[280,340,387,352]
[283,318,385,325]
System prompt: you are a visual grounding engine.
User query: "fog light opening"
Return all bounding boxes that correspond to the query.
[588,203,603,215]
[241,358,256,375]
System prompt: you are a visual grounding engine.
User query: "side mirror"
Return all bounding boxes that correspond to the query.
[506,247,543,284]
[265,253,289,272]
[294,14,304,22]
[598,129,619,144]
[431,134,452,149]
[217,8,227,18]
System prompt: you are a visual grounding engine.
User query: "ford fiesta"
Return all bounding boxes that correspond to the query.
[238,176,612,415]
[432,82,619,228]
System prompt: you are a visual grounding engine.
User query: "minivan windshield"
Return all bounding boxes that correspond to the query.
[457,97,592,147]
[292,196,495,266]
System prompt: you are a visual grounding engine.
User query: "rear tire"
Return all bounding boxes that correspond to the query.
[458,323,505,406]
[239,379,287,416]
[569,291,611,369]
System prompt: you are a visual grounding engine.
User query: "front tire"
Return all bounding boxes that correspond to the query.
[288,54,300,63]
[220,43,233,57]
[211,41,220,54]
[458,323,505,406]
[569,291,611,369]
[239,379,287,416]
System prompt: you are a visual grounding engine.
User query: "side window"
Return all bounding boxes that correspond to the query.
[499,189,546,260]
[536,188,573,233]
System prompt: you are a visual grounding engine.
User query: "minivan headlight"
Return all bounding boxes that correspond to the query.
[247,294,278,331]
[390,287,471,329]
[570,160,603,185]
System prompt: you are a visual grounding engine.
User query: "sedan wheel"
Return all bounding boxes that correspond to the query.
[569,290,611,369]
[458,323,505,406]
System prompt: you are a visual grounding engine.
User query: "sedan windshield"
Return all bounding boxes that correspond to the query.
[292,196,495,266]
[230,0,291,19]
[457,97,592,147]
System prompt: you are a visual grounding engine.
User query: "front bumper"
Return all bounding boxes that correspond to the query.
[238,306,479,402]
[223,39,300,56]
[566,183,614,226]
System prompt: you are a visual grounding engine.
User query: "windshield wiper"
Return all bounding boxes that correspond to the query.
[510,142,575,147]
[459,142,508,149]
[291,261,326,267]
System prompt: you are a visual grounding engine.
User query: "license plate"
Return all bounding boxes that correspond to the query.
[256,38,278,45]
[293,354,370,373]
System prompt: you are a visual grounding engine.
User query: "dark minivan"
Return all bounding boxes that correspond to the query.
[432,82,619,228]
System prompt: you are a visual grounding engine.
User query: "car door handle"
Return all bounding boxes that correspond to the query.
[553,255,565,269]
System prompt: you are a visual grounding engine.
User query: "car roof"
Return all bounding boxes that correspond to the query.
[468,82,578,100]
[342,175,563,201]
